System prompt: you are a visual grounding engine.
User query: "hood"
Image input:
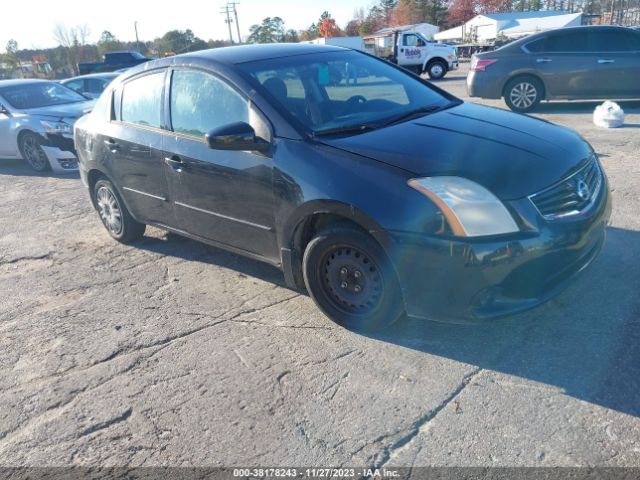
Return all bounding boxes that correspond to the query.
[320,102,592,200]
[24,101,95,121]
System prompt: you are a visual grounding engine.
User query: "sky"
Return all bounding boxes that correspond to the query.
[1,0,367,52]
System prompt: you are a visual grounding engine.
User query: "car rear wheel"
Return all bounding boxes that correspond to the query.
[19,132,50,172]
[302,225,404,331]
[93,179,145,243]
[426,60,447,80]
[504,76,543,113]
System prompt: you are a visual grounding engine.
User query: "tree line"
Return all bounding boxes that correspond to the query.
[2,0,637,78]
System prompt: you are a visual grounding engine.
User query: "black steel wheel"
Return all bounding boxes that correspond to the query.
[19,132,50,172]
[303,225,404,331]
[93,179,145,243]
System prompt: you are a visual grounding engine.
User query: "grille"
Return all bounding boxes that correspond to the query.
[529,156,603,220]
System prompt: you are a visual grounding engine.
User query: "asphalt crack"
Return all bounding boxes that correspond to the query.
[79,407,133,437]
[370,367,483,468]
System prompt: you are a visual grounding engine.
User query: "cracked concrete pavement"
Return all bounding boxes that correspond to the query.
[1,64,639,467]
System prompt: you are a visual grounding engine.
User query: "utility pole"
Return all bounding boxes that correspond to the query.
[220,5,235,44]
[134,21,141,51]
[229,2,242,44]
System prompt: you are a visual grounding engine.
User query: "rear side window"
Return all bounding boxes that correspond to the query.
[524,38,545,53]
[591,30,640,51]
[121,71,164,128]
[170,69,249,138]
[542,31,589,53]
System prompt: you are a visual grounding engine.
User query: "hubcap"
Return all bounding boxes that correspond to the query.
[430,64,444,77]
[510,82,538,109]
[321,246,383,315]
[22,136,48,170]
[96,186,123,235]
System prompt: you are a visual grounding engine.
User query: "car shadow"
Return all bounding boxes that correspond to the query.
[135,225,639,418]
[535,100,640,115]
[0,158,80,178]
[135,232,289,289]
[368,226,640,418]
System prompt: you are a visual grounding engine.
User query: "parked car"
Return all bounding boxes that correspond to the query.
[78,51,149,75]
[60,72,120,99]
[467,25,640,112]
[0,79,94,172]
[74,44,611,330]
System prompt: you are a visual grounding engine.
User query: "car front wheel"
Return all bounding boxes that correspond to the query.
[426,60,447,80]
[504,76,543,113]
[93,179,145,243]
[303,224,404,331]
[19,132,50,172]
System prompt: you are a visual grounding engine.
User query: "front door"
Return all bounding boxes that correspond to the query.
[588,28,640,97]
[397,33,426,67]
[0,98,15,156]
[162,68,278,261]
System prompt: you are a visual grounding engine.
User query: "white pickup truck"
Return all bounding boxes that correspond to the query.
[364,30,458,79]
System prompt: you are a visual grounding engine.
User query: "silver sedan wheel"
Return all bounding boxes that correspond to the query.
[509,82,538,109]
[96,186,123,236]
[21,134,49,171]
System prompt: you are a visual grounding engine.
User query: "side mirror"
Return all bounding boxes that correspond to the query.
[0,104,10,116]
[205,122,269,152]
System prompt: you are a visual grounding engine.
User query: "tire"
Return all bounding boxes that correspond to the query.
[93,179,145,243]
[302,225,404,331]
[426,60,447,80]
[504,76,543,113]
[19,132,50,172]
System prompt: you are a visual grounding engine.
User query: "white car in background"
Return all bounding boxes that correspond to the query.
[0,79,94,172]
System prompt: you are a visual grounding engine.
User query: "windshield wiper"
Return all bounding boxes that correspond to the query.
[382,104,448,127]
[313,124,378,137]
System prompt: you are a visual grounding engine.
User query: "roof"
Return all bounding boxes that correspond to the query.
[481,10,568,21]
[0,79,53,88]
[372,22,438,36]
[501,12,582,36]
[179,43,344,65]
[62,72,121,82]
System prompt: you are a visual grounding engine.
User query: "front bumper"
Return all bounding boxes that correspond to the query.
[41,133,78,173]
[388,180,612,323]
[448,59,459,71]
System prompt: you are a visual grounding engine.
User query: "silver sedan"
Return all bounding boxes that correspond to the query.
[0,79,94,172]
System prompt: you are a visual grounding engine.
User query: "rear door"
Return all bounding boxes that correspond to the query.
[528,29,600,98]
[588,28,640,97]
[105,69,174,224]
[162,68,278,261]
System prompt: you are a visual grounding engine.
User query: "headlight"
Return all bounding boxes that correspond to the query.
[40,120,72,135]
[408,176,519,237]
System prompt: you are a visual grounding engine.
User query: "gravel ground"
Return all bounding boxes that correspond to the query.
[1,64,639,468]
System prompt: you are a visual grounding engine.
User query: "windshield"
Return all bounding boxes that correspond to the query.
[239,50,454,135]
[0,82,87,109]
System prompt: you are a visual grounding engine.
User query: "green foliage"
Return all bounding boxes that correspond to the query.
[154,29,208,55]
[247,17,286,43]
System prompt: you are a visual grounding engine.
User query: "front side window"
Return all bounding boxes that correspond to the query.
[87,78,110,94]
[240,50,451,134]
[170,69,249,138]
[543,31,589,53]
[591,30,640,51]
[121,71,164,128]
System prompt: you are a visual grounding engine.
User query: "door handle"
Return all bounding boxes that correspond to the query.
[104,139,119,151]
[164,155,185,172]
[536,58,552,63]
[597,59,614,64]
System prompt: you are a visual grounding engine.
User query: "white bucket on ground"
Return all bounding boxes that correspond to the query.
[593,101,624,128]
